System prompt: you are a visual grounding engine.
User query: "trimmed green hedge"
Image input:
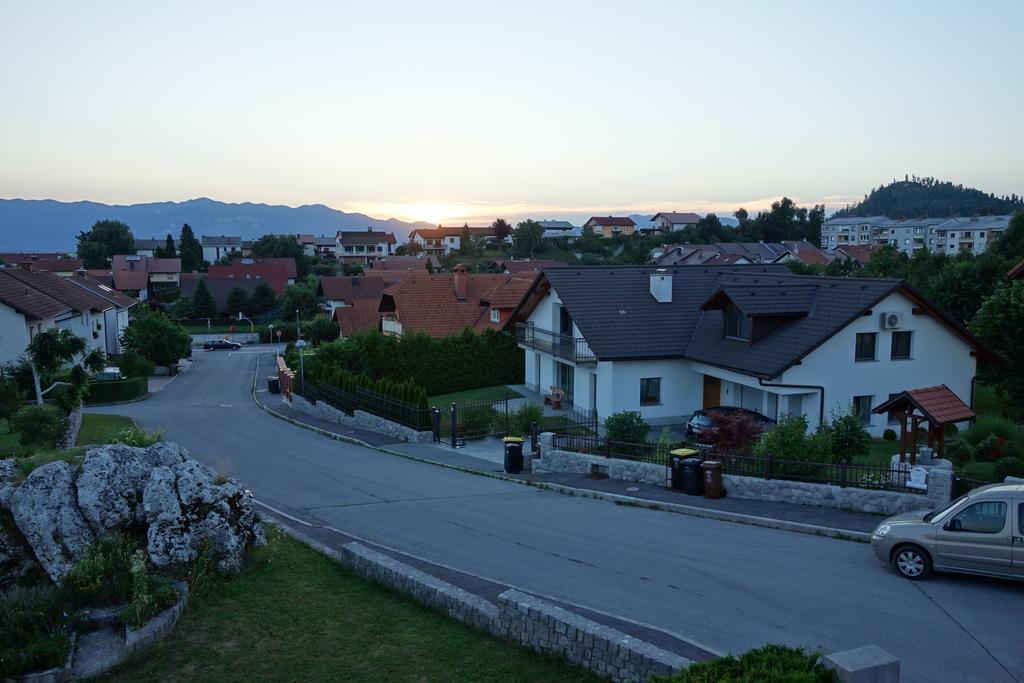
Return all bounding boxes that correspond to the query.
[85,376,148,404]
[306,365,431,429]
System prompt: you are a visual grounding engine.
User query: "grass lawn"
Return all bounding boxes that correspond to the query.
[852,437,999,481]
[107,530,597,683]
[429,385,523,407]
[77,414,136,446]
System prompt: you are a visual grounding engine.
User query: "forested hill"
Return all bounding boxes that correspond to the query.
[833,176,1023,218]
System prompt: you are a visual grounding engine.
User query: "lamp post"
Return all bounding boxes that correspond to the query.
[268,323,276,357]
[295,309,305,384]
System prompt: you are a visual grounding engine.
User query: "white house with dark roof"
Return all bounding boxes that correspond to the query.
[651,212,701,232]
[336,228,397,264]
[201,235,243,263]
[509,265,994,436]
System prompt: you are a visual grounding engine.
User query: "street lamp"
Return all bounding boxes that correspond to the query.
[268,323,277,357]
[295,339,307,385]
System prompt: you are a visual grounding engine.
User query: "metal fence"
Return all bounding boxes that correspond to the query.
[294,379,432,430]
[952,475,995,498]
[552,433,686,466]
[434,398,511,446]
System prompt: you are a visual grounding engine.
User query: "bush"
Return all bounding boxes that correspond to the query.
[458,405,499,436]
[944,437,975,468]
[708,411,763,452]
[116,351,155,378]
[111,426,163,447]
[962,415,1018,447]
[0,585,73,678]
[64,534,140,608]
[123,549,177,628]
[85,376,147,404]
[604,411,650,445]
[752,415,832,478]
[994,457,1024,480]
[653,644,834,683]
[121,308,192,366]
[506,402,543,438]
[974,433,1010,462]
[882,428,897,441]
[822,406,871,464]
[10,405,68,449]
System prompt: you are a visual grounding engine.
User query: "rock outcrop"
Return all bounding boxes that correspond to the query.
[0,443,264,585]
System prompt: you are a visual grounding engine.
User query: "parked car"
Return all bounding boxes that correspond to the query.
[685,406,775,441]
[203,339,242,351]
[870,482,1024,581]
[93,366,123,381]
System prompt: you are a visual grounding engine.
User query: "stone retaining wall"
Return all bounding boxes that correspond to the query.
[288,394,434,443]
[536,433,953,516]
[60,410,83,450]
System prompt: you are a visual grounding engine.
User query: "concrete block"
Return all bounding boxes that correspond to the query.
[824,645,900,683]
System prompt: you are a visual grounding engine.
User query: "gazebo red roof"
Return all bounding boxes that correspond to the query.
[872,385,975,424]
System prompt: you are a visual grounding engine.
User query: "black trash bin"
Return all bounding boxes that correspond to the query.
[669,448,700,491]
[267,376,280,394]
[503,437,524,474]
[682,457,705,496]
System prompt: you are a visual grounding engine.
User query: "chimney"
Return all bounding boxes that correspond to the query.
[19,261,33,272]
[650,268,672,303]
[453,264,467,301]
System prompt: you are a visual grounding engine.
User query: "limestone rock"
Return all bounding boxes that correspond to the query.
[0,458,17,509]
[11,461,95,582]
[0,509,40,588]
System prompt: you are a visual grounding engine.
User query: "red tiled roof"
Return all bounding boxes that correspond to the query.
[112,269,150,291]
[1008,259,1024,280]
[703,253,749,265]
[251,257,298,279]
[0,252,68,263]
[66,275,138,308]
[380,272,533,337]
[585,216,636,227]
[317,275,388,303]
[206,262,292,294]
[0,270,71,320]
[872,385,976,424]
[21,258,83,272]
[2,268,112,313]
[836,245,877,265]
[334,300,381,336]
[111,255,181,273]
[371,256,440,270]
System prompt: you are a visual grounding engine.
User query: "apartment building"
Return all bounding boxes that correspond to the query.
[821,215,1012,256]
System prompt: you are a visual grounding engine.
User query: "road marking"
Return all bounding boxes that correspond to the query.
[219,403,233,408]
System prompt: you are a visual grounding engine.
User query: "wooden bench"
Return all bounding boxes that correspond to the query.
[544,386,565,411]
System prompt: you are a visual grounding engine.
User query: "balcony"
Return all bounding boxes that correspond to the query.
[381,315,403,336]
[515,322,596,364]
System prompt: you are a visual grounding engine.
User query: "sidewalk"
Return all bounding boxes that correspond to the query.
[259,395,886,539]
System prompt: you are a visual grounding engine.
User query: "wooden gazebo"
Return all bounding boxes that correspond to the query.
[872,385,976,465]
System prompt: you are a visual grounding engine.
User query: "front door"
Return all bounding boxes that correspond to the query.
[702,375,721,409]
[935,499,1013,575]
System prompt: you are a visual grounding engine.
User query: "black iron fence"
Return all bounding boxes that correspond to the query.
[952,475,994,498]
[294,379,432,430]
[552,433,686,466]
[434,398,510,446]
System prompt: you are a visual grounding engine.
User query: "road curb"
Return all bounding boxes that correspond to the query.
[250,355,871,543]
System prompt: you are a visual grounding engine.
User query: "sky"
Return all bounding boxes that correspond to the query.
[1,1,1022,225]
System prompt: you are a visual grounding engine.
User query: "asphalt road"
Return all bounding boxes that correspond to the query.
[99,347,1024,682]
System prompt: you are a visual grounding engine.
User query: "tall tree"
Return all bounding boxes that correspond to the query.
[989,211,1024,262]
[458,223,475,256]
[225,286,250,317]
[250,280,278,314]
[280,282,319,319]
[512,220,544,258]
[191,278,217,318]
[25,328,106,407]
[970,281,1024,411]
[155,234,177,258]
[179,224,204,272]
[491,218,512,242]
[78,241,109,269]
[77,219,135,263]
[251,234,310,277]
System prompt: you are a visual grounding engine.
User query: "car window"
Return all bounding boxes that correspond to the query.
[951,501,1006,534]
[1020,502,1023,533]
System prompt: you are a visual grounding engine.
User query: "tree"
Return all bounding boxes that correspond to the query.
[191,278,217,318]
[76,220,135,263]
[225,286,250,317]
[121,308,192,366]
[169,296,193,319]
[25,328,106,408]
[491,218,512,242]
[861,245,909,279]
[302,314,341,345]
[512,220,544,258]
[179,224,204,273]
[155,234,177,258]
[251,234,310,277]
[280,283,319,319]
[0,370,21,425]
[821,406,871,464]
[604,411,650,444]
[924,259,993,325]
[989,211,1024,262]
[970,281,1024,411]
[78,241,109,269]
[250,281,278,314]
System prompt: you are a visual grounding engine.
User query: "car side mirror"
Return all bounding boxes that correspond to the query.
[946,519,962,532]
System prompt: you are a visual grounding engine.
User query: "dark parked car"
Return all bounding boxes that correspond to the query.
[203,339,242,351]
[685,406,775,441]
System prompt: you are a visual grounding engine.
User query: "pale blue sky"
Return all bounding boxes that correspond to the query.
[1,1,1021,224]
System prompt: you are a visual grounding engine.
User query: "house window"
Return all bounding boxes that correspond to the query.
[890,331,912,360]
[724,306,751,341]
[853,395,873,425]
[640,378,661,405]
[855,332,877,361]
[489,308,500,323]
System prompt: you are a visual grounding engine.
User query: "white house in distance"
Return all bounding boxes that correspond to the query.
[651,212,701,232]
[336,229,397,264]
[201,235,243,263]
[508,265,993,437]
[408,226,498,257]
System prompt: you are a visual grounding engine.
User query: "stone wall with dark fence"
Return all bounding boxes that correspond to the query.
[287,394,434,443]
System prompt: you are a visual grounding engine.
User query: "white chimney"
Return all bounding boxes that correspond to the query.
[650,269,672,303]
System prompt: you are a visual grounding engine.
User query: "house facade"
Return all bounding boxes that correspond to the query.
[408,226,497,256]
[651,212,701,232]
[510,265,991,437]
[336,229,397,264]
[201,236,243,263]
[821,215,1012,255]
[583,216,636,238]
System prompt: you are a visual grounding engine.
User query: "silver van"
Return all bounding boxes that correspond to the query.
[870,482,1024,580]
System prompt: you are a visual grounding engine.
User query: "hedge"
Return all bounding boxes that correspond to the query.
[305,364,431,429]
[309,328,524,396]
[85,376,148,404]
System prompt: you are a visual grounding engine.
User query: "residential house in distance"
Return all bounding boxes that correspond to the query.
[820,216,891,250]
[134,238,177,257]
[538,220,582,241]
[206,257,296,295]
[379,265,533,337]
[408,226,496,257]
[370,255,441,272]
[651,212,701,233]
[201,235,243,263]
[295,234,316,257]
[494,259,569,274]
[928,215,1011,255]
[313,235,337,260]
[652,241,830,267]
[66,272,138,354]
[0,268,129,360]
[0,251,69,265]
[821,214,1013,256]
[336,228,397,264]
[509,265,993,436]
[316,275,389,316]
[16,259,84,276]
[111,255,181,297]
[180,277,264,316]
[583,216,636,238]
[832,245,878,266]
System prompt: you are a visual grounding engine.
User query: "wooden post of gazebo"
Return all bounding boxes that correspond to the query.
[873,386,976,466]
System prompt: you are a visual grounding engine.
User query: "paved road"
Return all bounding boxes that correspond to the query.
[100,348,1024,682]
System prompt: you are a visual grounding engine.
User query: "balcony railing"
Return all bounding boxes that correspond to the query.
[515,322,596,363]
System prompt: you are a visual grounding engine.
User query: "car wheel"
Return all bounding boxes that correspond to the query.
[892,545,931,580]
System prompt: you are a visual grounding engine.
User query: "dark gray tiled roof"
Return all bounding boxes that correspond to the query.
[542,265,904,377]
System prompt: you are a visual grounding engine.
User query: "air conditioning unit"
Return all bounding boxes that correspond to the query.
[879,312,904,330]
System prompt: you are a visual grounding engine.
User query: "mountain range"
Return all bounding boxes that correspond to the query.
[0,197,433,252]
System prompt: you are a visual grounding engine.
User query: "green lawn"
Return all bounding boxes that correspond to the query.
[852,437,998,481]
[429,385,523,407]
[107,530,597,683]
[77,414,136,446]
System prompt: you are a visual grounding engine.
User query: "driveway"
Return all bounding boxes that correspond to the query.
[97,346,1024,682]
